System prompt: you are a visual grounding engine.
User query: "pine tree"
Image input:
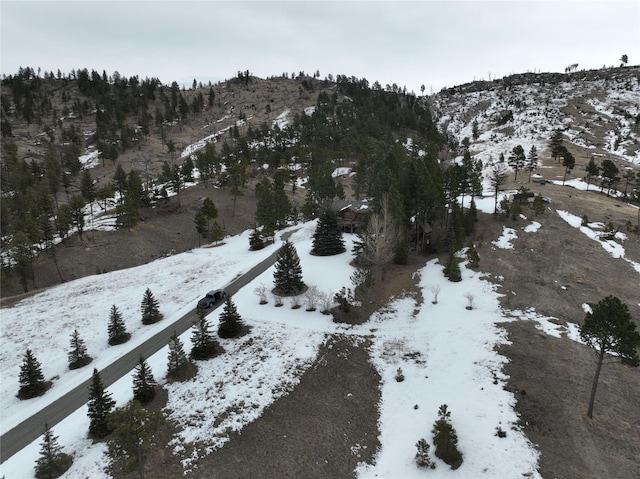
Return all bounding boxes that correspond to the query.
[415,438,436,469]
[580,295,640,418]
[209,220,224,244]
[108,304,130,345]
[432,404,463,469]
[18,349,47,399]
[68,329,91,369]
[312,209,345,256]
[249,226,265,251]
[218,296,244,339]
[443,253,462,283]
[166,330,189,379]
[132,356,156,404]
[585,156,600,191]
[34,423,73,479]
[190,308,220,360]
[87,368,116,438]
[140,288,161,325]
[273,240,306,295]
[526,145,538,182]
[508,144,526,181]
[549,128,564,161]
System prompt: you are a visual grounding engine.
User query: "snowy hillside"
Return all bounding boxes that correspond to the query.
[432,70,640,173]
[3,218,555,479]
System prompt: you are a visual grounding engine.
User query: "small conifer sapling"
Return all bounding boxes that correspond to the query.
[108,305,131,345]
[218,296,245,338]
[140,288,161,325]
[34,423,73,479]
[87,368,116,439]
[167,330,189,379]
[68,329,92,369]
[132,355,157,404]
[18,349,48,399]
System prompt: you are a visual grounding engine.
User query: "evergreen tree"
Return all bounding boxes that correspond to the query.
[140,288,161,324]
[194,210,208,241]
[190,308,220,360]
[415,438,435,469]
[34,423,73,479]
[166,330,189,379]
[87,368,116,438]
[600,159,620,196]
[466,244,480,268]
[106,400,164,479]
[18,349,47,399]
[218,296,245,338]
[549,128,564,161]
[201,197,218,227]
[585,156,600,191]
[526,145,538,182]
[432,404,463,469]
[249,226,265,251]
[530,195,545,216]
[579,295,640,418]
[255,177,276,233]
[273,240,306,295]
[273,169,292,227]
[508,144,526,181]
[132,356,156,404]
[108,304,130,345]
[209,220,224,244]
[68,329,91,369]
[312,209,345,255]
[487,154,509,214]
[443,253,462,283]
[560,146,575,185]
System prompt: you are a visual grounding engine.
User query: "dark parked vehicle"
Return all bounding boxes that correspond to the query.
[197,289,227,309]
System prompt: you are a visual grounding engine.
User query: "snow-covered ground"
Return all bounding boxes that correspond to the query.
[2,218,544,479]
[5,189,638,478]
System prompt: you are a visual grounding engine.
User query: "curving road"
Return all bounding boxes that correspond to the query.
[0,231,295,463]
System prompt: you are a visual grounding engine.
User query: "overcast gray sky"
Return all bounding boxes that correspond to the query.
[2,0,639,93]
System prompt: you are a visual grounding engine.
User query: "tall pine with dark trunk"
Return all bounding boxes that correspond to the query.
[87,368,116,439]
[312,209,345,256]
[579,295,640,418]
[19,349,47,399]
[132,356,156,404]
[140,288,161,324]
[273,240,305,295]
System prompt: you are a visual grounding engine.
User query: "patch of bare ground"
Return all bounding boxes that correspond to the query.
[183,336,381,479]
[476,177,640,479]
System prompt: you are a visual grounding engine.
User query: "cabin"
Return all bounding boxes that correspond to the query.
[415,216,433,253]
[331,199,369,233]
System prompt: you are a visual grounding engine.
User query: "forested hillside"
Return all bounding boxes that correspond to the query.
[1,66,639,298]
[2,65,640,479]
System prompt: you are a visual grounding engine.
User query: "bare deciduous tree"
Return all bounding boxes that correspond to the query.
[430,285,441,304]
[360,195,400,280]
[464,292,475,310]
[254,283,268,304]
[304,285,321,311]
[320,291,334,314]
